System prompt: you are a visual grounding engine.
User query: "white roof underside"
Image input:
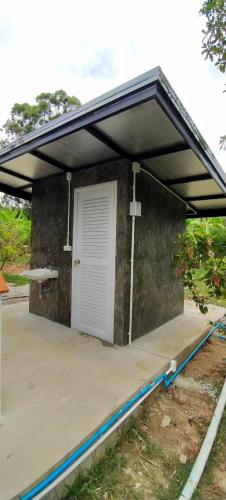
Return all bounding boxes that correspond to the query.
[0,67,225,217]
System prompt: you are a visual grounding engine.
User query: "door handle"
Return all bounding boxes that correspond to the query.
[74,259,80,265]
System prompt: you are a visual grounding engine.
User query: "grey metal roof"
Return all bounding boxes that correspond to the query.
[0,66,226,217]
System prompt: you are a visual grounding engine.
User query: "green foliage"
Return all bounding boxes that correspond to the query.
[0,193,32,217]
[202,255,226,297]
[155,461,193,500]
[1,90,81,144]
[173,217,226,313]
[186,217,226,257]
[200,0,226,73]
[194,409,226,498]
[0,208,31,269]
[2,272,29,286]
[200,1,226,147]
[0,89,81,210]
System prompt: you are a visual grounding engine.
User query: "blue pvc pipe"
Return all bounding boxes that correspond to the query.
[21,321,226,500]
[164,322,225,388]
[21,372,166,499]
[216,334,226,341]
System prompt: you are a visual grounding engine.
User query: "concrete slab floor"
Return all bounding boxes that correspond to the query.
[0,300,225,500]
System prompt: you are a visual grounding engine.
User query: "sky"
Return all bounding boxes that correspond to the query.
[0,0,225,168]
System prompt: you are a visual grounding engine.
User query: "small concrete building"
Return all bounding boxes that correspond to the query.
[1,67,226,345]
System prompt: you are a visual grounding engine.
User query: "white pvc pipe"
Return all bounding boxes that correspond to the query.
[66,173,72,247]
[31,359,177,498]
[128,166,136,346]
[178,378,226,500]
[34,376,165,499]
[128,163,196,346]
[140,167,197,215]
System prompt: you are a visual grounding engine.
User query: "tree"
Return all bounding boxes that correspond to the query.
[173,218,226,313]
[0,91,81,268]
[1,90,81,144]
[200,0,226,73]
[0,207,31,269]
[200,1,226,148]
[0,194,32,218]
[0,89,81,213]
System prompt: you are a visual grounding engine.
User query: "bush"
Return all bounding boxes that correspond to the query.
[0,208,31,269]
[173,217,226,313]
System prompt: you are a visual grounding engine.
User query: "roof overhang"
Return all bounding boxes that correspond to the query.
[0,66,226,217]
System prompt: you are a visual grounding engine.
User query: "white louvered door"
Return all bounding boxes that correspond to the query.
[72,181,117,343]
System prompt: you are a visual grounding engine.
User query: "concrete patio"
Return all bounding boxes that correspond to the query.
[0,300,225,499]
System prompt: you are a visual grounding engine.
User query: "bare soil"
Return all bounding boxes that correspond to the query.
[4,262,29,274]
[64,333,226,499]
[140,336,226,499]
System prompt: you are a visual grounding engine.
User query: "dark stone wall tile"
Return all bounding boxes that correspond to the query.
[30,160,131,345]
[30,160,185,345]
[132,173,185,340]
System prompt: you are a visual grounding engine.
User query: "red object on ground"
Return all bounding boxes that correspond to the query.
[0,273,9,294]
[213,275,220,287]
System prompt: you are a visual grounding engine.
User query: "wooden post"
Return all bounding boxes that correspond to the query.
[0,273,9,416]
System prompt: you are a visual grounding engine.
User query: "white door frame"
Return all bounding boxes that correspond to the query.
[71,181,117,342]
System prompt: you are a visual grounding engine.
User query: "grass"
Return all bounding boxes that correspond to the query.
[62,402,226,500]
[193,409,226,499]
[62,413,193,500]
[64,447,127,499]
[155,461,193,500]
[62,406,195,500]
[133,428,160,460]
[62,413,169,499]
[12,255,28,265]
[185,269,226,308]
[62,344,226,500]
[2,272,29,286]
[63,416,141,500]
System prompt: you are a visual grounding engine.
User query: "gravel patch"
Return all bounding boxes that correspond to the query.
[2,284,30,304]
[174,375,217,399]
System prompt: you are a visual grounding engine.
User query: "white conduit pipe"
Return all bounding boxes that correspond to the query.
[128,161,196,346]
[64,172,72,251]
[128,163,137,346]
[127,161,196,347]
[178,378,226,500]
[66,172,72,246]
[140,167,197,214]
[29,361,177,498]
[34,375,166,499]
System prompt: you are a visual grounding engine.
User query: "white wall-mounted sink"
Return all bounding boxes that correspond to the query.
[21,268,58,284]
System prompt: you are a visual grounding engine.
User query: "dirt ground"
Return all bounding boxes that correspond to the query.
[64,332,226,500]
[140,337,226,499]
[4,262,29,273]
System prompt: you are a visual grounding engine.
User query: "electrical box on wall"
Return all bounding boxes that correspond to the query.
[130,201,141,217]
[63,245,72,252]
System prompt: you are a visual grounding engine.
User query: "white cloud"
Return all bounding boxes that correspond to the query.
[0,0,225,168]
